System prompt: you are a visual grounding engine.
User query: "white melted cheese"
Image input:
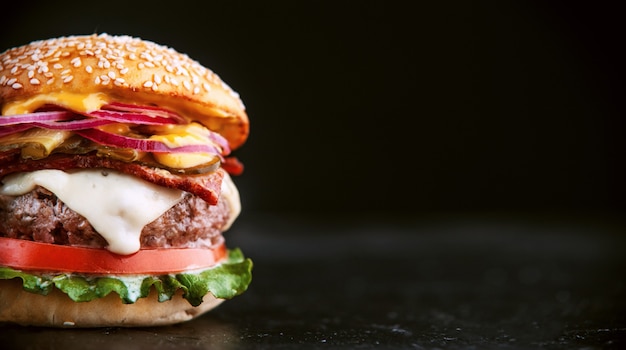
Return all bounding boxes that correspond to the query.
[221,172,241,230]
[0,169,184,255]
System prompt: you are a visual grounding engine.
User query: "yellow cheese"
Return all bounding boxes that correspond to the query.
[149,123,220,168]
[2,92,110,115]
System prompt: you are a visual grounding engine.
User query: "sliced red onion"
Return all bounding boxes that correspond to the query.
[0,124,32,138]
[0,111,76,126]
[75,128,225,156]
[101,102,187,124]
[1,106,230,159]
[32,118,114,130]
[207,131,231,155]
[86,110,182,125]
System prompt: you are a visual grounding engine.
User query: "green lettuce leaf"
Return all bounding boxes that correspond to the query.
[0,248,252,306]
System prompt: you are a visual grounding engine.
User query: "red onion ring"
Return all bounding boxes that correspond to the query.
[0,111,76,126]
[0,124,32,138]
[101,102,187,124]
[86,110,182,125]
[32,119,115,130]
[75,128,225,156]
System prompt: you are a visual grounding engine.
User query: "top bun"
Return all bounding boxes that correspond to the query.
[0,34,248,149]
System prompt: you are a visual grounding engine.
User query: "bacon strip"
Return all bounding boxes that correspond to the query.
[0,151,224,205]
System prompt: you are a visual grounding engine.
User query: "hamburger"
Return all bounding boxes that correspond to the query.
[0,34,252,327]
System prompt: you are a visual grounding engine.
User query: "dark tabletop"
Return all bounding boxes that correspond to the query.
[1,212,625,349]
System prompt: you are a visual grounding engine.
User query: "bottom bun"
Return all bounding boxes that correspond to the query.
[0,279,224,327]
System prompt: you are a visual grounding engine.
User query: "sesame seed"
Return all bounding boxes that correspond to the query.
[28,70,35,78]
[11,82,23,89]
[95,76,101,84]
[176,67,189,76]
[63,75,74,83]
[85,65,93,73]
[120,67,129,75]
[183,80,191,91]
[10,66,18,74]
[6,78,16,85]
[53,63,63,69]
[193,86,200,95]
[61,69,71,76]
[30,78,41,85]
[108,71,116,79]
[47,78,55,85]
[143,80,153,88]
[138,63,145,69]
[71,57,82,67]
[153,74,162,84]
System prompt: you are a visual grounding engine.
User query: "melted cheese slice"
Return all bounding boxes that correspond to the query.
[221,171,241,231]
[0,169,184,255]
[2,92,110,115]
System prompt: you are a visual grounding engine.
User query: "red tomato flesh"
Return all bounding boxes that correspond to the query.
[0,237,227,274]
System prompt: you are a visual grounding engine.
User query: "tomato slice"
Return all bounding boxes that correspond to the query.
[0,237,227,275]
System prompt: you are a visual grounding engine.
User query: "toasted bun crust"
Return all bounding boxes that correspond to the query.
[0,279,224,327]
[0,34,248,149]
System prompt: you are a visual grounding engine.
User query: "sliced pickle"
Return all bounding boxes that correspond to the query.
[137,153,221,175]
[161,157,221,175]
[53,135,99,154]
[0,128,71,159]
[97,147,143,162]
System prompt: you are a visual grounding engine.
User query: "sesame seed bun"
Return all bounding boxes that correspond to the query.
[0,34,248,149]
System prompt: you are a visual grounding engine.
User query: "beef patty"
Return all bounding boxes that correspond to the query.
[0,186,229,249]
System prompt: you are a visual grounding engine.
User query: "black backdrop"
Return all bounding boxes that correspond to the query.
[1,1,623,217]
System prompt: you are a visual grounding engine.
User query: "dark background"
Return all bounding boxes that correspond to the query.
[2,2,625,348]
[1,1,623,216]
